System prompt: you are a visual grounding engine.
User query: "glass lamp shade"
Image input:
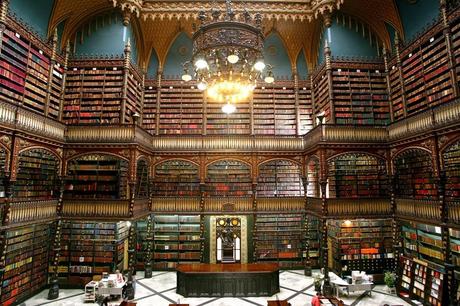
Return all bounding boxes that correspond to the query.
[254,60,265,71]
[222,102,236,114]
[195,59,208,70]
[181,74,192,82]
[264,75,275,84]
[227,54,239,64]
[197,81,207,91]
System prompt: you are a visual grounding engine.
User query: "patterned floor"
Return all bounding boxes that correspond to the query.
[23,270,410,306]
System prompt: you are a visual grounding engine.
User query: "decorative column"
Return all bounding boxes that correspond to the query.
[382,46,395,122]
[48,176,65,299]
[310,75,317,125]
[121,39,131,124]
[319,148,332,296]
[293,67,301,136]
[125,223,136,300]
[58,42,70,122]
[252,181,257,263]
[139,71,146,128]
[323,13,335,124]
[394,33,408,118]
[199,183,206,262]
[44,29,58,117]
[440,0,459,99]
[302,175,312,276]
[0,0,9,51]
[144,215,154,278]
[155,68,162,136]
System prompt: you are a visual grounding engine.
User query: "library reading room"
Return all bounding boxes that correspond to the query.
[0,0,460,305]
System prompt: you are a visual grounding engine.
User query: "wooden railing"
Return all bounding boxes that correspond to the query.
[257,197,304,212]
[0,101,65,141]
[7,199,58,224]
[389,99,460,140]
[307,197,322,215]
[327,198,391,217]
[65,125,152,149]
[395,198,441,221]
[448,201,460,225]
[151,197,201,212]
[204,198,252,212]
[61,199,130,218]
[151,135,305,152]
[133,198,150,217]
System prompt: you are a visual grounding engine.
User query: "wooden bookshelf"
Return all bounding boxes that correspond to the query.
[0,26,63,119]
[58,221,128,286]
[398,255,446,306]
[401,221,445,265]
[450,228,460,271]
[254,214,305,269]
[206,160,252,197]
[306,158,320,197]
[159,81,203,135]
[399,25,454,117]
[388,59,405,121]
[1,223,51,306]
[394,150,437,200]
[207,101,251,135]
[298,81,313,135]
[153,160,200,197]
[135,218,149,269]
[153,215,201,270]
[14,148,59,199]
[443,140,460,202]
[143,81,157,134]
[125,65,142,123]
[327,219,394,276]
[332,66,390,125]
[312,67,330,122]
[327,153,388,198]
[257,160,304,197]
[65,154,128,199]
[307,215,320,268]
[63,62,124,124]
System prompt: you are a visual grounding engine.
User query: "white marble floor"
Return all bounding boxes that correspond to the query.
[23,270,410,306]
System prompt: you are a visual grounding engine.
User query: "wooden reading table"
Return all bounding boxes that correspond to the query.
[176,263,280,297]
[267,300,291,306]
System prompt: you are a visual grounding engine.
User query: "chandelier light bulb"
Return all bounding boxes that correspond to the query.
[264,74,275,84]
[197,81,207,91]
[254,60,266,71]
[195,59,208,70]
[222,102,236,114]
[227,53,239,64]
[181,73,192,82]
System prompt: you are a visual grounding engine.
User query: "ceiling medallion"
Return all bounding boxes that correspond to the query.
[181,0,274,114]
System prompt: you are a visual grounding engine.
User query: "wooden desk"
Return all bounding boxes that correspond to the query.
[176,263,279,297]
[267,300,291,306]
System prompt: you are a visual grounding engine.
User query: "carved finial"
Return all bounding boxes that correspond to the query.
[198,10,206,23]
[211,8,221,21]
[255,13,262,28]
[226,0,235,21]
[122,10,131,26]
[243,9,251,23]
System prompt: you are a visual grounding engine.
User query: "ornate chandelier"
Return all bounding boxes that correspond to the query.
[182,0,274,114]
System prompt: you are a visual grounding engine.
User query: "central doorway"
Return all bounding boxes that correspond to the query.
[216,217,241,263]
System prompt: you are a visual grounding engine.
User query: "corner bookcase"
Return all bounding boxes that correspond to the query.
[0,223,52,306]
[327,219,394,277]
[14,148,60,199]
[58,221,128,287]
